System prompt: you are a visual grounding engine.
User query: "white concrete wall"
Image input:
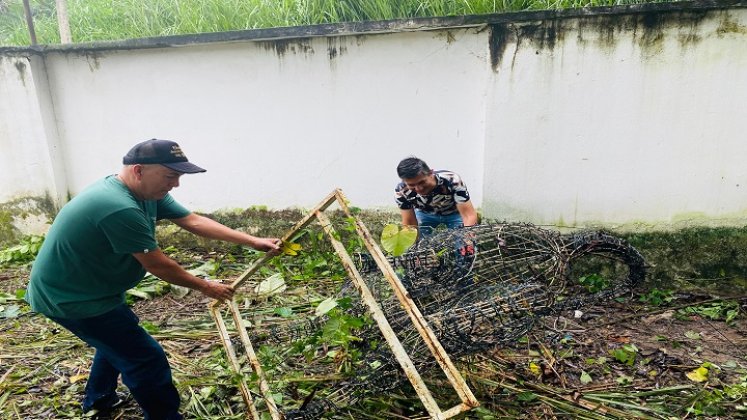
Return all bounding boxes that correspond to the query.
[0,55,56,203]
[1,4,746,233]
[483,10,747,227]
[40,29,488,212]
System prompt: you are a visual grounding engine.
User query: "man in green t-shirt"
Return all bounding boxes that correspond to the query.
[26,139,281,420]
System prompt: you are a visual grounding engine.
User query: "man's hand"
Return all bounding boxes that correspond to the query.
[253,237,282,255]
[200,280,235,301]
[458,231,477,256]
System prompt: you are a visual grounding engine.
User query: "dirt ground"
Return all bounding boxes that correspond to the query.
[1,251,746,419]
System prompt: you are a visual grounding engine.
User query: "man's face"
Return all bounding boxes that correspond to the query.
[402,171,436,196]
[136,164,183,200]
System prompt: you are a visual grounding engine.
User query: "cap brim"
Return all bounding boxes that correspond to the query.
[161,162,206,174]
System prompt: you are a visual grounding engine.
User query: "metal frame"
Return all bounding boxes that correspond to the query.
[209,188,479,419]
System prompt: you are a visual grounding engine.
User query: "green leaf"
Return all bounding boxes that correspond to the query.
[685,331,701,340]
[140,320,159,333]
[0,304,20,319]
[126,288,151,300]
[199,386,214,399]
[380,224,417,256]
[255,273,286,297]
[274,307,293,318]
[281,241,302,256]
[188,261,219,277]
[0,292,17,303]
[271,392,283,404]
[686,366,709,382]
[516,392,537,402]
[315,297,337,317]
[528,362,541,376]
[580,370,593,384]
[616,375,634,385]
[170,284,190,299]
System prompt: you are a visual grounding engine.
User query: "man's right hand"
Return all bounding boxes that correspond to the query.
[201,280,235,301]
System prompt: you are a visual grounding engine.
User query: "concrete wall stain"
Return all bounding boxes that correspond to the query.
[326,37,347,60]
[518,19,565,51]
[717,12,747,36]
[489,24,510,72]
[488,9,717,67]
[434,30,458,45]
[13,59,27,86]
[84,52,102,72]
[637,11,708,52]
[353,35,368,47]
[259,38,314,58]
[63,50,104,71]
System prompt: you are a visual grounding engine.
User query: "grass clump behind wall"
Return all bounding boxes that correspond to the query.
[1,0,677,46]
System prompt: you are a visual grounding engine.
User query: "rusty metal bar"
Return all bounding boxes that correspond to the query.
[22,0,37,45]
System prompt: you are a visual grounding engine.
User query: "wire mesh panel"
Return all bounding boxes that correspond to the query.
[209,190,479,420]
[280,223,646,419]
[210,190,646,419]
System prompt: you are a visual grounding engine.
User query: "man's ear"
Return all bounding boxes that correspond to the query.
[133,164,144,180]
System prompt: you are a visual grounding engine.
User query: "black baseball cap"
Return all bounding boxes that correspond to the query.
[123,139,206,174]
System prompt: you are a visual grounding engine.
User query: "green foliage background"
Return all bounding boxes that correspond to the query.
[1,0,675,46]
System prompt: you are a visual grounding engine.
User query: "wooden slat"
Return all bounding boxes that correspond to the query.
[333,189,480,412]
[210,190,340,309]
[209,188,480,420]
[228,300,282,420]
[209,305,260,420]
[314,209,444,419]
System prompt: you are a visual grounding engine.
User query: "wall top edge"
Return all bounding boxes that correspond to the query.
[0,0,743,54]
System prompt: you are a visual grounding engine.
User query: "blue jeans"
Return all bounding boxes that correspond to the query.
[415,210,475,286]
[414,210,463,237]
[49,304,182,420]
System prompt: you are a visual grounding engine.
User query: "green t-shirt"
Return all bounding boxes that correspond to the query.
[26,175,190,319]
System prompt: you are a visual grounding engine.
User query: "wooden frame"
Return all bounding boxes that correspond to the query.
[209,188,479,419]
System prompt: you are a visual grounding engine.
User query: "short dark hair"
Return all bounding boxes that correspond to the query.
[397,157,431,179]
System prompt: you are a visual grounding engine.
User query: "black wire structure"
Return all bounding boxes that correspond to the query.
[241,223,646,419]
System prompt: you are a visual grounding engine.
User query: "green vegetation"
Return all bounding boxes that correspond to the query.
[610,343,638,366]
[639,287,675,306]
[0,234,44,267]
[1,0,676,46]
[577,273,610,293]
[678,300,741,325]
[623,226,747,294]
[1,209,745,418]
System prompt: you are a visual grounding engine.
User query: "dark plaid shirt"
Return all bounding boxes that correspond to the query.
[395,170,470,216]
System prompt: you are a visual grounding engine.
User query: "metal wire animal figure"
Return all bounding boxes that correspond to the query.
[251,223,646,419]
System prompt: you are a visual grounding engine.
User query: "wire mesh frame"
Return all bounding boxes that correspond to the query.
[208,188,480,420]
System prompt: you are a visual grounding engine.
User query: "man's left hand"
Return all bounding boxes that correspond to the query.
[253,237,282,255]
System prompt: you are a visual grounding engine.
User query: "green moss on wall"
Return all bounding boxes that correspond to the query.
[0,210,15,245]
[0,195,56,247]
[623,227,747,295]
[155,207,400,254]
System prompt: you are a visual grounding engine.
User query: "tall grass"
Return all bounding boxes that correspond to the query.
[0,0,676,46]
